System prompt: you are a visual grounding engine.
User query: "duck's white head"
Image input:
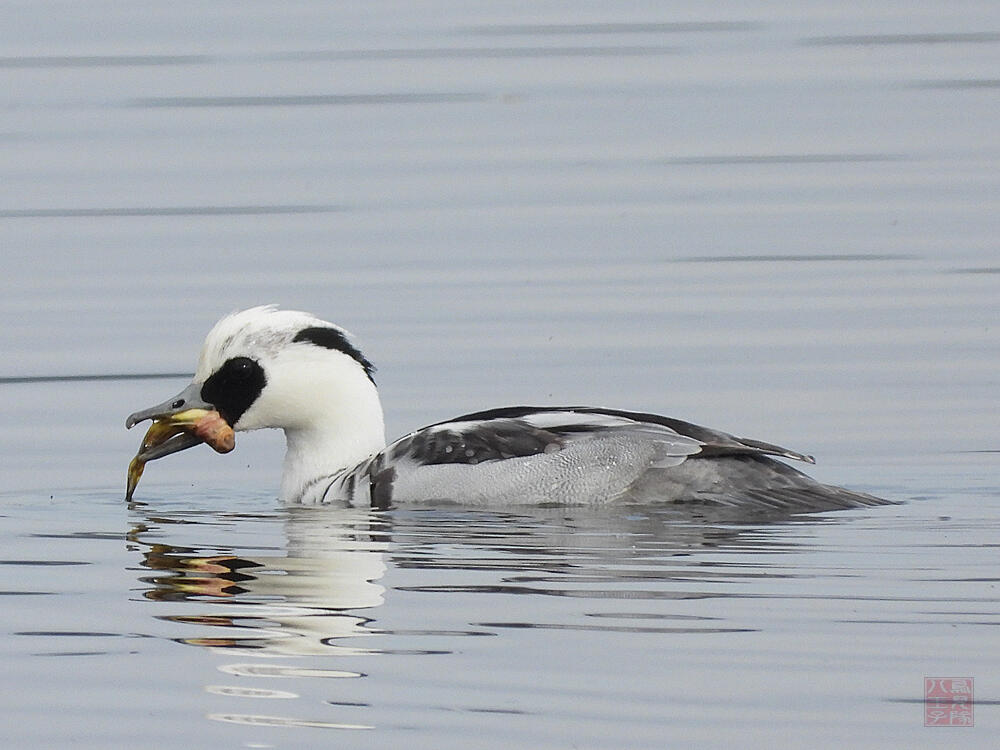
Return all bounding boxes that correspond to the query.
[126,306,386,501]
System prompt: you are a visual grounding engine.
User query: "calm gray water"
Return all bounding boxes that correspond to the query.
[2,1,998,747]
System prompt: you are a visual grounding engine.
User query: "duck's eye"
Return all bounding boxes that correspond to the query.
[225,357,256,381]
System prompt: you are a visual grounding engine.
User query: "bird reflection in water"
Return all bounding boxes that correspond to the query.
[125,499,863,732]
[128,501,832,655]
[131,507,391,657]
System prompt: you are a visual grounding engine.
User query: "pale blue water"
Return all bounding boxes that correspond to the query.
[1,1,998,747]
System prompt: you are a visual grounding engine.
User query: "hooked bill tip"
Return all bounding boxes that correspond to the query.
[125,410,149,429]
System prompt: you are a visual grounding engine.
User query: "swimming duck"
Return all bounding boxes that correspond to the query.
[126,306,887,510]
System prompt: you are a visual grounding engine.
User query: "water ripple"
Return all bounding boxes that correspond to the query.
[131,93,488,109]
[218,663,364,679]
[0,205,343,219]
[467,21,760,35]
[207,713,373,730]
[804,32,1000,45]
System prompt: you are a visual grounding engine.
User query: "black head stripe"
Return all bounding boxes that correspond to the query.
[293,326,376,384]
[200,356,266,426]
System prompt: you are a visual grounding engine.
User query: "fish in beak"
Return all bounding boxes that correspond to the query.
[125,382,235,500]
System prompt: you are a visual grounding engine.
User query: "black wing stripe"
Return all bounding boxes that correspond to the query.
[403,420,563,465]
[436,405,811,463]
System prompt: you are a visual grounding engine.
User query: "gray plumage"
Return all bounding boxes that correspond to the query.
[316,407,888,511]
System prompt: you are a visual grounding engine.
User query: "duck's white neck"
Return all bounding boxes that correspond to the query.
[281,406,385,503]
[279,382,385,502]
[238,347,386,503]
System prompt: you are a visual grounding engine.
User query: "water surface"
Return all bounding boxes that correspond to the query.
[1,1,998,747]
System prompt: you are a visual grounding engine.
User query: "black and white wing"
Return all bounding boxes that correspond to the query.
[420,406,817,463]
[326,406,816,507]
[320,406,885,510]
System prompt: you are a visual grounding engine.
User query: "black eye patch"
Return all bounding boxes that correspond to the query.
[200,357,266,426]
[293,326,376,384]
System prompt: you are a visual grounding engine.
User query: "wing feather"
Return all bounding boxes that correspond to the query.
[429,406,813,465]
